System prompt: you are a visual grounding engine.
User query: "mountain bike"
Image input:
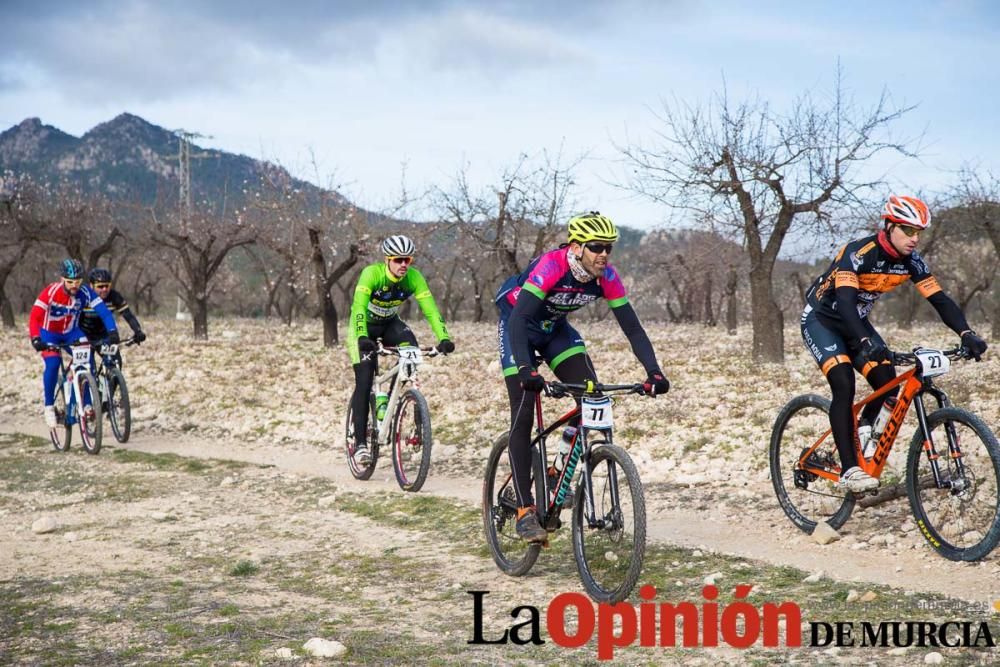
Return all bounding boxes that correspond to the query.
[94,337,137,443]
[482,380,648,604]
[344,343,440,492]
[47,343,103,455]
[770,345,1000,561]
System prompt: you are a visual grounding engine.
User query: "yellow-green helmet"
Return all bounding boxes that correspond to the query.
[567,211,618,244]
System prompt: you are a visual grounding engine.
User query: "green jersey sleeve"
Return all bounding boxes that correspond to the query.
[405,269,450,342]
[350,264,382,339]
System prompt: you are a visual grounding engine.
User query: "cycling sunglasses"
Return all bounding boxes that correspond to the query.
[388,256,414,265]
[895,225,921,238]
[584,243,614,255]
[62,277,83,287]
[92,282,112,289]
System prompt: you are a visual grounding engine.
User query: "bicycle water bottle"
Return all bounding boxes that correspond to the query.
[375,392,389,421]
[868,396,898,454]
[554,426,577,472]
[858,421,874,459]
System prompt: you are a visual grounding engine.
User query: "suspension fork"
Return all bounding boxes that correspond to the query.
[914,386,960,489]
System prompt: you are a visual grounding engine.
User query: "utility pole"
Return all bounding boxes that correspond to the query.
[172,129,213,320]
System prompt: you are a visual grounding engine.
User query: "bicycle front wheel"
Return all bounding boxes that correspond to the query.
[391,388,433,492]
[482,432,541,576]
[906,407,1000,561]
[106,368,131,443]
[770,393,854,534]
[572,444,646,604]
[50,381,72,452]
[77,372,102,455]
[344,395,379,480]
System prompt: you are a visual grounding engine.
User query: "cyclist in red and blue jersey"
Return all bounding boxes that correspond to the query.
[496,212,669,542]
[801,195,988,493]
[29,259,118,429]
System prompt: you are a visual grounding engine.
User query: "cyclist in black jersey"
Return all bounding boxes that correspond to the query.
[800,195,988,493]
[80,268,147,353]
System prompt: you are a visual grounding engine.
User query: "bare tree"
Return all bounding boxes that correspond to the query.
[619,69,918,361]
[0,173,36,327]
[149,193,255,339]
[951,168,1000,336]
[434,150,581,277]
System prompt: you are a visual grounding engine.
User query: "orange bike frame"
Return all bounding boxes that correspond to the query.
[799,366,924,482]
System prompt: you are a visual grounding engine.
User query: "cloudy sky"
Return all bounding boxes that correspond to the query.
[1,0,998,230]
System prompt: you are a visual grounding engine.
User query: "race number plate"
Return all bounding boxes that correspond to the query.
[581,396,614,431]
[398,347,423,364]
[71,345,91,366]
[914,348,950,378]
[100,344,119,356]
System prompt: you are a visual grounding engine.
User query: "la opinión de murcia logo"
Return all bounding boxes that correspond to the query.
[468,587,998,660]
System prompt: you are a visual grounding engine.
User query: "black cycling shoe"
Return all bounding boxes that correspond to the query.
[516,507,548,543]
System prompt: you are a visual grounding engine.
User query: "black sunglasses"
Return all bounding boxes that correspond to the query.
[584,243,613,255]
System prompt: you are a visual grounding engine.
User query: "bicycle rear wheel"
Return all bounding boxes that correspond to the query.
[77,372,102,455]
[50,381,72,452]
[906,407,1000,561]
[572,444,645,604]
[391,388,433,492]
[482,432,541,576]
[344,395,379,480]
[770,393,855,533]
[106,368,131,443]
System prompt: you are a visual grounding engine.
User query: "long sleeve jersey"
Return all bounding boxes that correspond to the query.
[349,262,450,341]
[29,282,116,338]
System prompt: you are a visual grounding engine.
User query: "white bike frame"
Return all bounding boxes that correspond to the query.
[373,345,436,445]
[63,344,93,421]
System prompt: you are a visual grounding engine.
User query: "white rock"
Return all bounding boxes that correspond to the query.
[845,589,859,603]
[220,476,237,487]
[924,652,943,664]
[150,511,169,521]
[812,522,841,545]
[274,647,294,659]
[63,532,79,542]
[317,494,338,508]
[887,647,909,656]
[704,572,722,586]
[802,571,824,583]
[32,517,59,534]
[303,638,347,658]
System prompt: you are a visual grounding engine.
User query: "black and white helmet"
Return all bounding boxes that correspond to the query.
[382,235,415,257]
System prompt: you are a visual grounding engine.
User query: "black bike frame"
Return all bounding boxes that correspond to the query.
[531,393,615,530]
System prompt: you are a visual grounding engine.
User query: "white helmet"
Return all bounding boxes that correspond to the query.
[382,235,415,257]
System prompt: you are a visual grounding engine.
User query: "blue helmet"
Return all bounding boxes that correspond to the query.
[60,258,84,280]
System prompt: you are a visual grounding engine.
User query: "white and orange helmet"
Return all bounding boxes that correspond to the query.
[881,195,931,229]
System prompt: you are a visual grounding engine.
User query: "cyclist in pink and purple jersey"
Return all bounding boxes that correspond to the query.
[495,212,670,542]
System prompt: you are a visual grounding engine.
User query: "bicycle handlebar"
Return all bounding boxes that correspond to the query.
[377,344,441,358]
[545,381,647,398]
[892,346,969,366]
[44,337,139,353]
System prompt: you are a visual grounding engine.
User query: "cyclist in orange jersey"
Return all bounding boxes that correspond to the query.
[800,195,988,493]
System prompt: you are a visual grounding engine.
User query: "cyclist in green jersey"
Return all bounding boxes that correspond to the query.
[347,235,455,463]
